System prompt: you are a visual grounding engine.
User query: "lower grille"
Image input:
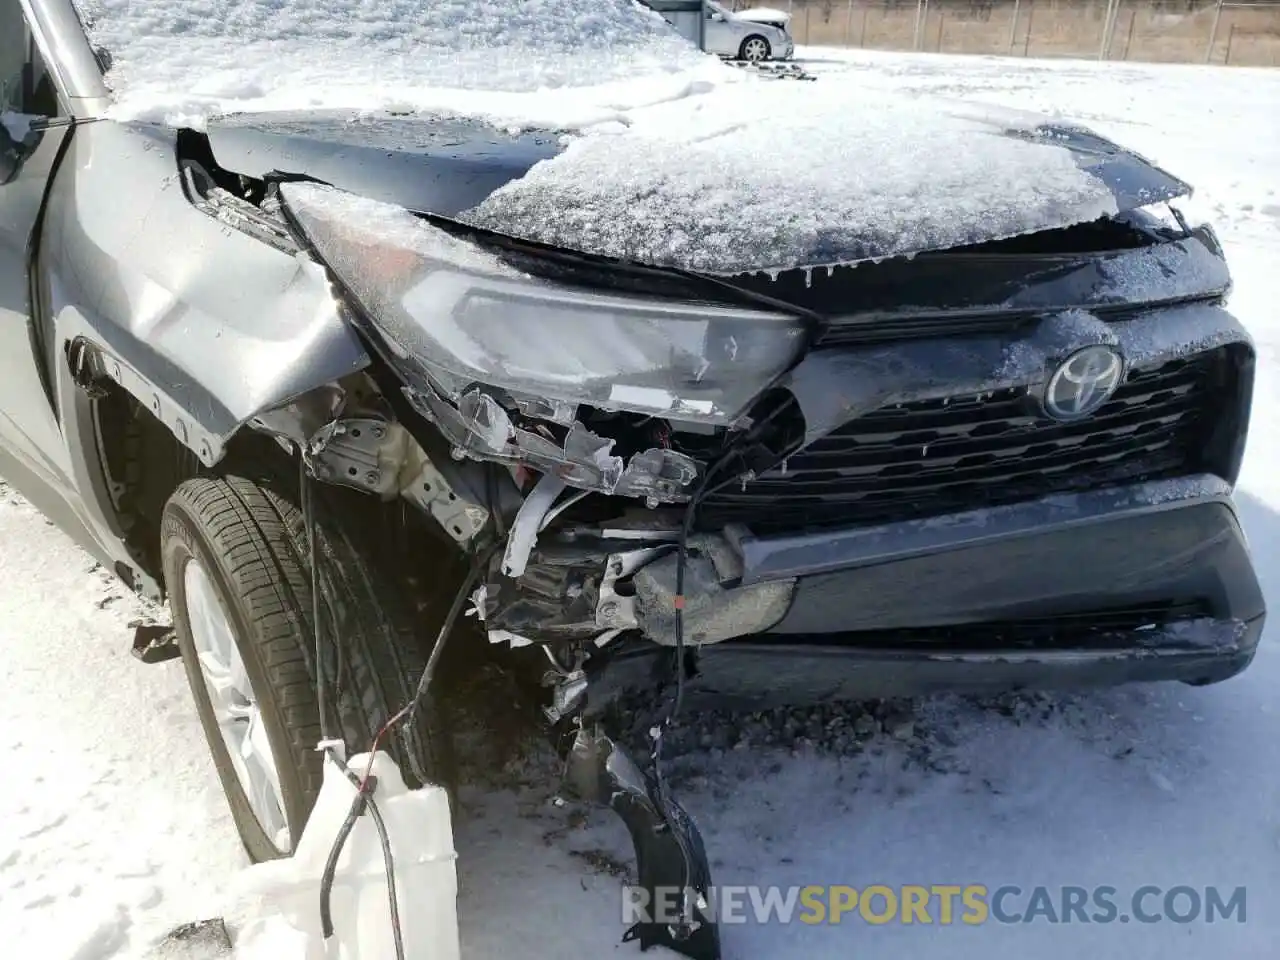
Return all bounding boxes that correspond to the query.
[701,350,1224,534]
[763,600,1214,652]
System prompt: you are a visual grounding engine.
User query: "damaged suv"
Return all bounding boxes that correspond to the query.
[0,1,1264,956]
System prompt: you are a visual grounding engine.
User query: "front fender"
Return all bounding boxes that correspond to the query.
[42,120,368,468]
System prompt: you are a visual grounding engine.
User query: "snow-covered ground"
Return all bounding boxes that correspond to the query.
[3,47,1279,960]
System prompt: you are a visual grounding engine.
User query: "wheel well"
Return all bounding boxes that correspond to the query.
[91,380,463,602]
[91,382,292,594]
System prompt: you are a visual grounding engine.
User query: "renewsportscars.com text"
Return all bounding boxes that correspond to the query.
[623,884,1247,926]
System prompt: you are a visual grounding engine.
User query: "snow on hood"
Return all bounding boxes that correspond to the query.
[73,0,721,126]
[735,7,792,24]
[75,1,1171,277]
[462,83,1124,276]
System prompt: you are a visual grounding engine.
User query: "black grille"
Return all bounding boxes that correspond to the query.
[815,301,1209,348]
[817,311,1036,347]
[764,600,1214,652]
[701,350,1224,534]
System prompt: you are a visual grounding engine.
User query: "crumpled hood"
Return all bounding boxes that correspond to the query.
[459,83,1191,276]
[207,83,1189,277]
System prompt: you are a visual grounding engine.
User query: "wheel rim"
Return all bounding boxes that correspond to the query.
[744,38,768,61]
[184,558,291,853]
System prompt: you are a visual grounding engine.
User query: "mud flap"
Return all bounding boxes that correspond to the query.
[564,727,721,960]
[130,624,181,664]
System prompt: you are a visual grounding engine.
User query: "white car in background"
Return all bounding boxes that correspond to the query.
[704,2,795,62]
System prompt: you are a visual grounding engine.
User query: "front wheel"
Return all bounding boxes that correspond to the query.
[162,473,451,861]
[739,35,772,62]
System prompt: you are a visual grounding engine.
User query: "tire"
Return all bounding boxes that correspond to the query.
[161,472,452,862]
[739,35,771,62]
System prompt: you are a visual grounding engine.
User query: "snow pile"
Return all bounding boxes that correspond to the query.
[74,0,720,126]
[464,83,1120,275]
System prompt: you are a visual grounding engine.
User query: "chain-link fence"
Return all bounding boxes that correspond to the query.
[725,0,1280,66]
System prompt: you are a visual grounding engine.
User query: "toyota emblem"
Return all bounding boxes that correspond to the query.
[1042,345,1125,421]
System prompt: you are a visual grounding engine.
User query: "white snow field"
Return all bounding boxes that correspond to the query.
[2,47,1279,960]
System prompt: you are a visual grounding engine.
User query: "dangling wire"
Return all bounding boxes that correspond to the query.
[302,457,405,960]
[652,397,803,783]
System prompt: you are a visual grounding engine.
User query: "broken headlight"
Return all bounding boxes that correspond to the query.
[282,184,807,425]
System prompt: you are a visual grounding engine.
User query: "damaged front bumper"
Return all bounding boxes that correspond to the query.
[494,474,1265,713]
[276,183,1264,960]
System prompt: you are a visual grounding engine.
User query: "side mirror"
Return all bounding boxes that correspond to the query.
[0,112,43,186]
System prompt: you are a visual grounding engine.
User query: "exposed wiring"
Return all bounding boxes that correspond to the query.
[318,775,367,938]
[302,459,405,960]
[486,463,507,540]
[317,767,405,960]
[361,546,498,790]
[655,395,802,761]
[301,459,330,742]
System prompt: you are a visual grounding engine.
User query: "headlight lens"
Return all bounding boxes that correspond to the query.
[282,183,806,425]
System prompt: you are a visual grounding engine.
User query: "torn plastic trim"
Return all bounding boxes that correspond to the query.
[502,473,567,578]
[563,728,720,960]
[402,379,701,504]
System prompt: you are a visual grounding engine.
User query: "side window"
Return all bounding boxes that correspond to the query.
[0,2,59,118]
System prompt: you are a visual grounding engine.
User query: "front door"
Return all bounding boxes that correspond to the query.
[0,1,73,483]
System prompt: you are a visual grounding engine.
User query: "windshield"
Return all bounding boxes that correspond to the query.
[74,0,710,124]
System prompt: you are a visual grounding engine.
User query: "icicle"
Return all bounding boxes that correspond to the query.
[766,269,780,282]
[921,444,929,456]
[780,458,789,476]
[804,267,813,289]
[826,265,835,278]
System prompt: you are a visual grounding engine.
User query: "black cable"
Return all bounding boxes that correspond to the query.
[302,459,331,742]
[364,788,403,959]
[656,395,802,760]
[404,547,497,729]
[318,784,366,939]
[303,456,406,960]
[486,464,507,541]
[316,770,405,960]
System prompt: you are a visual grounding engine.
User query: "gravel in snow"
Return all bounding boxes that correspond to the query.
[3,47,1280,960]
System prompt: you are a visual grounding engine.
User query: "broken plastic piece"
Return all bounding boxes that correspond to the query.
[513,394,579,426]
[130,624,181,664]
[563,728,720,960]
[615,448,700,501]
[235,751,459,960]
[457,391,513,454]
[403,381,699,505]
[563,423,624,490]
[502,473,568,578]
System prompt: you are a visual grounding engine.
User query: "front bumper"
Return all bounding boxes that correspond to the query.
[589,474,1264,708]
